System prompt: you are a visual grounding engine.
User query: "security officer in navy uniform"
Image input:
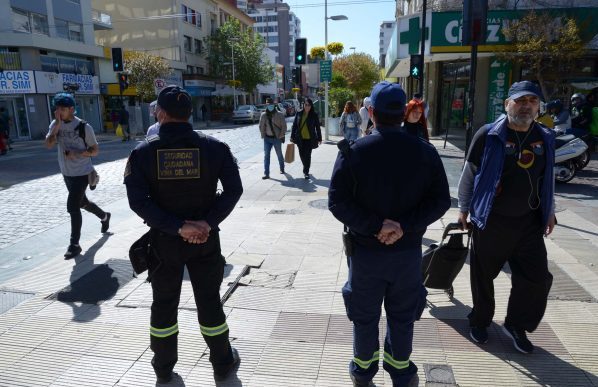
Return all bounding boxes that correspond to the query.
[328,82,451,387]
[124,85,243,384]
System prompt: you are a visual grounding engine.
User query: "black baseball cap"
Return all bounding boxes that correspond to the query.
[157,85,192,118]
[507,81,544,101]
[370,81,407,115]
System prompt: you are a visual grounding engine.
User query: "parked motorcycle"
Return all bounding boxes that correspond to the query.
[554,129,593,171]
[554,134,588,183]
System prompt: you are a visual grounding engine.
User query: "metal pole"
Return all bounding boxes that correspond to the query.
[232,43,237,111]
[418,0,427,96]
[465,42,478,153]
[324,0,329,141]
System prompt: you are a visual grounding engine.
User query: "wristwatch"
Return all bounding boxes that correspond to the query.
[177,227,183,235]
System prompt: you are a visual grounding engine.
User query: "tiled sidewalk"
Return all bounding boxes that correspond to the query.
[0,137,597,386]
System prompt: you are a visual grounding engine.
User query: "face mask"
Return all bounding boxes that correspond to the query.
[267,105,274,112]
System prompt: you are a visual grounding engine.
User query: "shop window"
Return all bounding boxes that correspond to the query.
[40,55,59,72]
[58,58,77,74]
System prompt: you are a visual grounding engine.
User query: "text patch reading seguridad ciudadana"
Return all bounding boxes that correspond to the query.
[157,148,200,179]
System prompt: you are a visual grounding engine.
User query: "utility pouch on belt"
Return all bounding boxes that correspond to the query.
[342,228,354,257]
[337,138,357,259]
[129,231,161,281]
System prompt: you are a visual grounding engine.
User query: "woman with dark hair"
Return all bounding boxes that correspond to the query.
[402,99,429,141]
[339,101,362,141]
[291,98,322,179]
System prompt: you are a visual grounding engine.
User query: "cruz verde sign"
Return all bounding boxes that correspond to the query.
[486,60,512,122]
[430,7,598,53]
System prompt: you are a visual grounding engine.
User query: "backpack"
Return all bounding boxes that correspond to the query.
[75,120,100,189]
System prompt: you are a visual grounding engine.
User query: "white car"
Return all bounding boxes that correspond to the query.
[232,105,259,124]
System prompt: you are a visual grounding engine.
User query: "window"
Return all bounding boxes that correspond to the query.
[55,18,83,41]
[184,35,192,52]
[40,55,59,72]
[194,39,202,54]
[186,65,194,74]
[196,66,204,75]
[12,8,49,35]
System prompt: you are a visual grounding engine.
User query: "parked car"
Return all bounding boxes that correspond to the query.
[255,103,285,116]
[284,99,301,113]
[282,102,296,117]
[232,105,259,124]
[255,104,267,114]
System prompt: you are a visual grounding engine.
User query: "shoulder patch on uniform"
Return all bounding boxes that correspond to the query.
[157,148,201,179]
[147,134,160,142]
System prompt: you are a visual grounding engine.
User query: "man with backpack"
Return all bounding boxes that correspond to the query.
[44,92,111,259]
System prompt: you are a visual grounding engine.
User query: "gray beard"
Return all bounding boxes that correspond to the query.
[507,113,533,127]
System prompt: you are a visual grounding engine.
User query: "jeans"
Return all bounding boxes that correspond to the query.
[63,175,106,245]
[344,126,359,142]
[263,137,284,176]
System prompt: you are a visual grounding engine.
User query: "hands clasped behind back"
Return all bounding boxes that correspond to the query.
[179,220,211,244]
[376,219,404,245]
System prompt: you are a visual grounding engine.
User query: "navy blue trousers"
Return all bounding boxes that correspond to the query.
[342,244,426,387]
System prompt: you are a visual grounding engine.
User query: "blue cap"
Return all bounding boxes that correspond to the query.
[508,81,544,101]
[53,92,75,107]
[157,85,192,117]
[370,81,407,115]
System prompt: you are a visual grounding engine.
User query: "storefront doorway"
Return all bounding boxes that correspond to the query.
[439,62,470,135]
[0,96,31,140]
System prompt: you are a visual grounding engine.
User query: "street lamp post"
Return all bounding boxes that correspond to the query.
[324,0,347,141]
[231,42,237,111]
[350,47,356,54]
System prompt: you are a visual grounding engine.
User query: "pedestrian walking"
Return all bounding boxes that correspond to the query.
[119,105,130,141]
[124,85,243,384]
[259,97,287,179]
[44,92,111,259]
[290,98,322,179]
[146,100,160,137]
[358,97,372,135]
[339,101,362,141]
[0,107,9,155]
[402,99,429,141]
[457,80,556,354]
[329,81,451,387]
[412,93,429,119]
[201,103,208,122]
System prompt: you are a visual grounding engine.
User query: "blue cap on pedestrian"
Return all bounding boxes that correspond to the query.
[370,81,407,115]
[53,92,75,107]
[508,81,544,101]
[157,85,192,118]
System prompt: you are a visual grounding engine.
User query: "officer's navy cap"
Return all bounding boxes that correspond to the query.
[53,92,75,107]
[508,81,544,102]
[157,85,192,117]
[370,81,407,115]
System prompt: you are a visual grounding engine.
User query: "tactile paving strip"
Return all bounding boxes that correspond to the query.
[548,261,597,303]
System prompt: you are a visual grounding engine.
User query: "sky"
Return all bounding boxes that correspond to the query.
[287,0,397,63]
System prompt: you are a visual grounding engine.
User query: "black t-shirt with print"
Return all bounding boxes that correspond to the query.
[467,125,546,217]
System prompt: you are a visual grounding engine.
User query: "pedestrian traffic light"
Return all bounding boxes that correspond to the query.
[118,73,129,93]
[112,47,123,72]
[295,38,307,65]
[410,54,423,80]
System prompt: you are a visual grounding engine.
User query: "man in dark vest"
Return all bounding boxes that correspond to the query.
[124,85,243,383]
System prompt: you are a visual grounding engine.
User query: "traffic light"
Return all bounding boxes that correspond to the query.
[112,47,123,72]
[295,38,307,65]
[118,73,129,93]
[410,54,423,80]
[293,66,302,85]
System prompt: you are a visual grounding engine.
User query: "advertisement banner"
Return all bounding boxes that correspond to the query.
[486,59,512,123]
[0,71,36,94]
[35,72,100,94]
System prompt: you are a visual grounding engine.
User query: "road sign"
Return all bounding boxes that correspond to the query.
[320,60,332,82]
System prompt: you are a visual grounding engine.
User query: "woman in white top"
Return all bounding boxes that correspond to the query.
[339,101,362,142]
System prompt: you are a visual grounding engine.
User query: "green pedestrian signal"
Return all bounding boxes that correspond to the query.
[410,54,423,80]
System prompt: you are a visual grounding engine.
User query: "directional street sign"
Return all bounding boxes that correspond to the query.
[320,60,332,82]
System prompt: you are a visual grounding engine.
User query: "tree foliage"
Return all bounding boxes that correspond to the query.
[330,74,347,88]
[310,46,325,60]
[327,42,344,55]
[124,51,169,102]
[204,19,274,94]
[500,11,585,100]
[332,53,380,98]
[329,87,354,117]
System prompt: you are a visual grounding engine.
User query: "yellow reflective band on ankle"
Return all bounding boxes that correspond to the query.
[150,323,179,338]
[383,351,409,370]
[200,322,229,337]
[353,351,380,370]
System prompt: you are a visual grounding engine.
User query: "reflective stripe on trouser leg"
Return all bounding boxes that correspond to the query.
[150,323,179,338]
[200,322,229,337]
[353,350,380,370]
[383,351,409,370]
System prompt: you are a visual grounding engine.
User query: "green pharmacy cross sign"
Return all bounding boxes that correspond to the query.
[400,16,430,55]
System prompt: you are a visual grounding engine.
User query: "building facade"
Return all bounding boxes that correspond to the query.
[379,21,396,68]
[0,0,108,140]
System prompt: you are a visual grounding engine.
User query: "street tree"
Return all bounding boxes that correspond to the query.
[500,11,585,100]
[204,19,274,95]
[123,51,169,102]
[333,53,380,98]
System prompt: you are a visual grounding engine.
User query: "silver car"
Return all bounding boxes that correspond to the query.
[232,105,259,124]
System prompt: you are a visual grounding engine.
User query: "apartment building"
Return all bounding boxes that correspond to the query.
[379,21,396,68]
[0,0,108,139]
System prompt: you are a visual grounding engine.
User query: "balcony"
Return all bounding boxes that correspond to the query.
[92,9,112,30]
